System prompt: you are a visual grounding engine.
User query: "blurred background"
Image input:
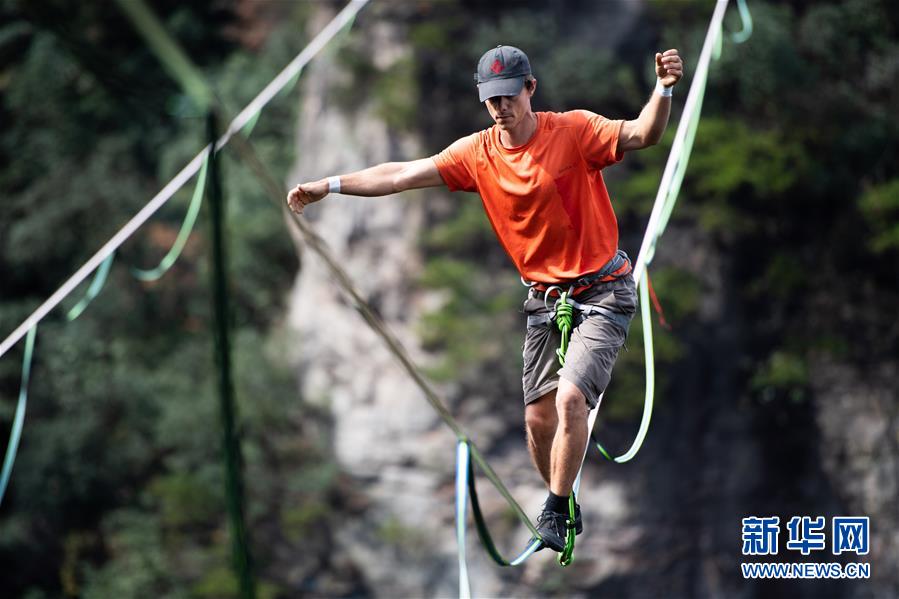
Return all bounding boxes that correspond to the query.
[1,0,897,597]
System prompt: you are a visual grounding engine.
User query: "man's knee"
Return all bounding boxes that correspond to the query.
[525,390,557,436]
[555,380,588,423]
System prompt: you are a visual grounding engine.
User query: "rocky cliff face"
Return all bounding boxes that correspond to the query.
[284,3,898,598]
[286,5,459,596]
[812,358,899,589]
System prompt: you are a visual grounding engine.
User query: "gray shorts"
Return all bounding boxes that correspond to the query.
[521,274,637,409]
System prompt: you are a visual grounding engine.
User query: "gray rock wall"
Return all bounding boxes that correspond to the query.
[285,5,462,595]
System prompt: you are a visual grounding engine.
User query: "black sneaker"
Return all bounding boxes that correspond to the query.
[530,503,582,552]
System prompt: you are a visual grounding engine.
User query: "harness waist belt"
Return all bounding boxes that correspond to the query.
[572,249,631,288]
[526,249,632,295]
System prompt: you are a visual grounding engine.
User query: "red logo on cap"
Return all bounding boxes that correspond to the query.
[491,59,504,74]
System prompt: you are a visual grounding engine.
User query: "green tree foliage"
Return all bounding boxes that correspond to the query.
[859,178,899,253]
[418,200,522,383]
[0,1,348,597]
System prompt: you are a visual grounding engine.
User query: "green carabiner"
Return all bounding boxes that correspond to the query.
[558,492,576,566]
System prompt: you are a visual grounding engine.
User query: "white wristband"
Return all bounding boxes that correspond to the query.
[655,79,673,97]
[327,176,341,194]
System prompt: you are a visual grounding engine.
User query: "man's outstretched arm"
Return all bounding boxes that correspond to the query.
[617,49,684,153]
[286,158,443,214]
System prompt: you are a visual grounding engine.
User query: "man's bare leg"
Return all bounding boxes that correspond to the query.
[524,389,558,486]
[526,379,588,552]
[525,380,589,495]
[549,378,589,497]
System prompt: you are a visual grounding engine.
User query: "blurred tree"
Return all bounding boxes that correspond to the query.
[0,1,345,597]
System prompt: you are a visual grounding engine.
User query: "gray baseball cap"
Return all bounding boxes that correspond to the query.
[474,45,532,102]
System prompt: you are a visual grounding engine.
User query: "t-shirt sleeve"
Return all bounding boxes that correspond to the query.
[571,109,625,170]
[431,133,479,192]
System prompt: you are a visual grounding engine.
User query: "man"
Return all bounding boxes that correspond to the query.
[287,44,683,553]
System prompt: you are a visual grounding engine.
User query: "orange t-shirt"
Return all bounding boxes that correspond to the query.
[432,110,625,283]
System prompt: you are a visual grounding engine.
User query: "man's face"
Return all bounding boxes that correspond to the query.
[484,80,535,130]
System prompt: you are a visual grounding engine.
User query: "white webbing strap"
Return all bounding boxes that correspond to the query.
[575,0,731,488]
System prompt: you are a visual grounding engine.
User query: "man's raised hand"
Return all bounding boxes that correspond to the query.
[286,180,328,215]
[655,49,683,88]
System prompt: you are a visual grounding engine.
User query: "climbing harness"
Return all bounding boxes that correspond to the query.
[522,250,632,565]
[523,251,635,367]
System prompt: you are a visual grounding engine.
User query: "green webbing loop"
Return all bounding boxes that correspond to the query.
[558,492,576,566]
[595,439,613,461]
[463,444,543,568]
[0,325,37,507]
[67,252,115,321]
[555,292,573,366]
[466,449,514,567]
[731,0,753,44]
[593,272,656,463]
[132,153,209,282]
